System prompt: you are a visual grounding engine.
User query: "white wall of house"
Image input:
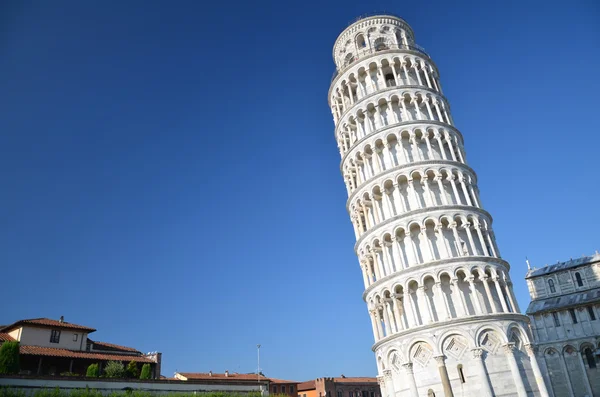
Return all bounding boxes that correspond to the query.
[16,326,88,350]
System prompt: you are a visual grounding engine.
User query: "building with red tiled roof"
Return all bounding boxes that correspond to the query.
[0,316,161,378]
[297,377,380,397]
[175,372,300,396]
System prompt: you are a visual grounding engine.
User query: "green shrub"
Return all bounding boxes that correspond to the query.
[85,363,99,377]
[139,363,151,380]
[103,361,125,378]
[0,341,20,374]
[125,360,139,378]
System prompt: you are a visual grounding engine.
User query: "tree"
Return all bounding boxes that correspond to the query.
[0,341,20,374]
[86,363,99,377]
[126,360,139,378]
[139,363,151,380]
[103,361,125,378]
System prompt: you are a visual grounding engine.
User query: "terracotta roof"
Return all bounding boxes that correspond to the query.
[91,340,140,353]
[333,377,377,383]
[20,345,153,363]
[0,333,15,342]
[268,378,300,384]
[177,372,269,381]
[1,318,96,333]
[298,380,315,391]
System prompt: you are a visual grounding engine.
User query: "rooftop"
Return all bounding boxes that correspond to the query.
[526,288,600,314]
[19,345,154,363]
[176,372,269,382]
[0,317,96,333]
[525,252,600,279]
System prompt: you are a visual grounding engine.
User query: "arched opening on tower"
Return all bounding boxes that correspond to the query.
[374,37,389,51]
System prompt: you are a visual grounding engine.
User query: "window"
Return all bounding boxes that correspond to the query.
[290,386,294,393]
[552,312,560,327]
[282,386,286,393]
[349,392,353,397]
[569,309,578,324]
[362,391,368,397]
[50,330,61,343]
[575,272,583,287]
[457,364,466,383]
[273,386,277,393]
[588,306,596,321]
[338,392,343,397]
[584,348,597,368]
[73,333,78,342]
[548,279,556,293]
[370,392,374,397]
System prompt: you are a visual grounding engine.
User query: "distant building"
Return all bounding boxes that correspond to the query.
[298,377,380,397]
[526,253,600,397]
[0,317,161,377]
[175,372,297,395]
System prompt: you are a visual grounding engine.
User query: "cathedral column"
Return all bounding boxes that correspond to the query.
[413,63,423,85]
[459,177,473,206]
[506,280,520,312]
[420,227,434,262]
[434,282,449,320]
[421,62,433,89]
[401,63,410,85]
[434,175,449,205]
[405,233,418,266]
[557,351,575,397]
[369,310,380,341]
[434,356,454,397]
[423,133,434,160]
[391,237,404,270]
[435,225,449,259]
[411,97,423,120]
[469,185,481,207]
[422,178,436,207]
[524,345,550,397]
[448,175,461,204]
[576,350,594,397]
[445,136,458,161]
[449,223,462,256]
[471,348,493,397]
[452,277,469,316]
[474,225,490,256]
[424,99,435,120]
[467,276,483,314]
[400,98,410,121]
[481,276,497,313]
[408,179,421,209]
[486,229,498,257]
[402,363,419,397]
[434,133,448,160]
[375,309,385,338]
[463,223,477,255]
[392,294,404,330]
[503,343,527,397]
[360,262,369,287]
[383,243,395,274]
[392,183,405,213]
[385,299,397,333]
[493,275,509,312]
[377,376,387,397]
[381,304,392,336]
[433,101,444,123]
[417,286,433,324]
[383,370,396,397]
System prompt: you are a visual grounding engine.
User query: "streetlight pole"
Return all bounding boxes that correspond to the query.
[257,344,261,382]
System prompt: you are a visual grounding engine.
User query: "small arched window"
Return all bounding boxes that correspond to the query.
[374,38,388,51]
[548,279,556,293]
[356,34,366,48]
[584,348,596,368]
[457,364,466,383]
[575,272,583,287]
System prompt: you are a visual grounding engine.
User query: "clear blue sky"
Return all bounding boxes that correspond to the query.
[1,0,599,381]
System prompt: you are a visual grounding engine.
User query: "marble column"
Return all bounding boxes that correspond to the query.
[402,363,419,397]
[434,355,454,397]
[383,369,396,397]
[524,344,550,397]
[503,343,527,397]
[471,348,493,397]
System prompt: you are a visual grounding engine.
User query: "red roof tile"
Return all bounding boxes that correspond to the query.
[1,318,95,333]
[178,373,269,381]
[20,345,153,363]
[268,378,300,384]
[91,340,140,353]
[298,381,316,391]
[333,377,377,383]
[0,333,15,342]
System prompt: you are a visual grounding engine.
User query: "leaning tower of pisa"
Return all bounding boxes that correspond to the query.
[329,14,550,397]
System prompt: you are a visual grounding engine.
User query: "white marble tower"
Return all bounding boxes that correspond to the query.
[328,14,549,397]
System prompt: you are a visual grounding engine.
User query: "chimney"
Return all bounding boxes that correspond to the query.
[209,371,212,376]
[225,370,229,377]
[340,374,345,378]
[59,316,64,323]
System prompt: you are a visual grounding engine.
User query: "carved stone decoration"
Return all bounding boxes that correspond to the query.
[443,335,468,360]
[412,342,433,367]
[480,331,501,354]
